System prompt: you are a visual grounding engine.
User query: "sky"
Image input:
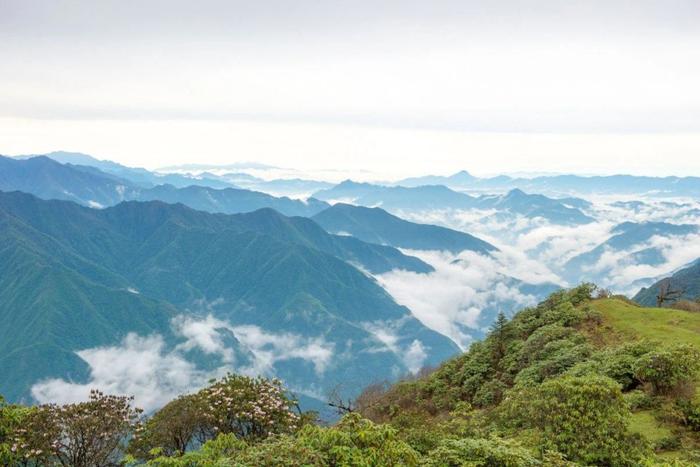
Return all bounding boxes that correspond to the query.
[1,0,699,178]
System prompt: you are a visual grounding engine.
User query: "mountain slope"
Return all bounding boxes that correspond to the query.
[138,184,329,217]
[16,151,235,189]
[633,259,700,306]
[0,155,139,207]
[312,203,496,254]
[0,192,457,405]
[358,288,700,463]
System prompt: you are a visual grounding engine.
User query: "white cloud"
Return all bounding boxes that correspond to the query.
[173,314,235,363]
[32,334,221,412]
[404,340,428,374]
[376,250,541,349]
[31,315,334,411]
[231,325,334,376]
[360,318,428,373]
[587,232,700,293]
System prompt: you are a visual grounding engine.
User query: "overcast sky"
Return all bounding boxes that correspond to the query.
[1,0,699,178]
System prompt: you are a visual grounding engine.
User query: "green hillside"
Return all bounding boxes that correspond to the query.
[354,288,700,465]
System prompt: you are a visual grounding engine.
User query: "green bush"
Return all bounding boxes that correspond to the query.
[633,344,700,395]
[423,437,539,467]
[505,375,646,465]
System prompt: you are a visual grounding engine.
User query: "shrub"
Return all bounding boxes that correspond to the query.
[675,399,700,431]
[131,374,300,461]
[505,375,645,465]
[671,300,700,313]
[623,390,655,411]
[633,344,700,395]
[424,437,539,467]
[145,413,420,466]
[11,390,142,467]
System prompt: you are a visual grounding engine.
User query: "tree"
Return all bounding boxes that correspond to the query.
[130,374,300,461]
[11,390,142,467]
[128,394,205,459]
[656,278,685,307]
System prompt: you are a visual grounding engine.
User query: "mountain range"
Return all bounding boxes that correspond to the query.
[0,191,458,405]
[312,181,593,225]
[397,170,700,197]
[0,155,329,217]
[312,203,496,254]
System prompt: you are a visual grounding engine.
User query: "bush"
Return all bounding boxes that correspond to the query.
[0,396,33,466]
[675,399,700,431]
[633,344,700,395]
[145,413,421,466]
[505,375,645,465]
[424,437,539,467]
[671,300,700,312]
[623,390,655,411]
[11,390,142,467]
[131,374,301,460]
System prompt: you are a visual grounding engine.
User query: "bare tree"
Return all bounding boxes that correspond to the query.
[656,278,685,307]
[326,385,355,415]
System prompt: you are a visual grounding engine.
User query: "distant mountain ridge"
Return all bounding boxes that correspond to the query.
[313,181,593,225]
[312,203,496,254]
[397,170,700,197]
[0,155,330,217]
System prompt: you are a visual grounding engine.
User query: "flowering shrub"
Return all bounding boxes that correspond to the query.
[130,374,301,461]
[198,374,300,440]
[9,389,142,467]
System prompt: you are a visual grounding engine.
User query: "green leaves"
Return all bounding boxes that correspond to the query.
[633,344,700,395]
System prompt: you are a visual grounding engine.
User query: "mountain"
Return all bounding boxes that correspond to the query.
[357,288,700,463]
[0,191,456,405]
[138,184,329,218]
[563,221,699,286]
[398,169,700,197]
[312,180,479,210]
[634,259,700,306]
[476,188,594,225]
[313,182,592,225]
[1,155,329,217]
[0,155,140,207]
[312,203,497,254]
[397,170,477,187]
[15,151,235,189]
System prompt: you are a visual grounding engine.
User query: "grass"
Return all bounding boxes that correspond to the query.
[591,298,700,459]
[628,410,673,443]
[592,298,700,348]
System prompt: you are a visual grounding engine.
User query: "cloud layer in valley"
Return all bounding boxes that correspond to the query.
[31,315,334,411]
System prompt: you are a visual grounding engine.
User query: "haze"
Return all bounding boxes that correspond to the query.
[1,0,699,177]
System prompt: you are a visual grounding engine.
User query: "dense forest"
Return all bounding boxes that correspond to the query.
[3,284,700,466]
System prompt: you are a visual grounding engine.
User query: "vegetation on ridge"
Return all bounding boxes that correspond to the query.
[3,285,700,465]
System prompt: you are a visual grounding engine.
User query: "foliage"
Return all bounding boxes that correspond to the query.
[10,389,142,467]
[504,375,646,465]
[423,437,539,467]
[675,399,700,431]
[144,413,420,466]
[633,344,700,395]
[0,395,33,466]
[130,374,300,461]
